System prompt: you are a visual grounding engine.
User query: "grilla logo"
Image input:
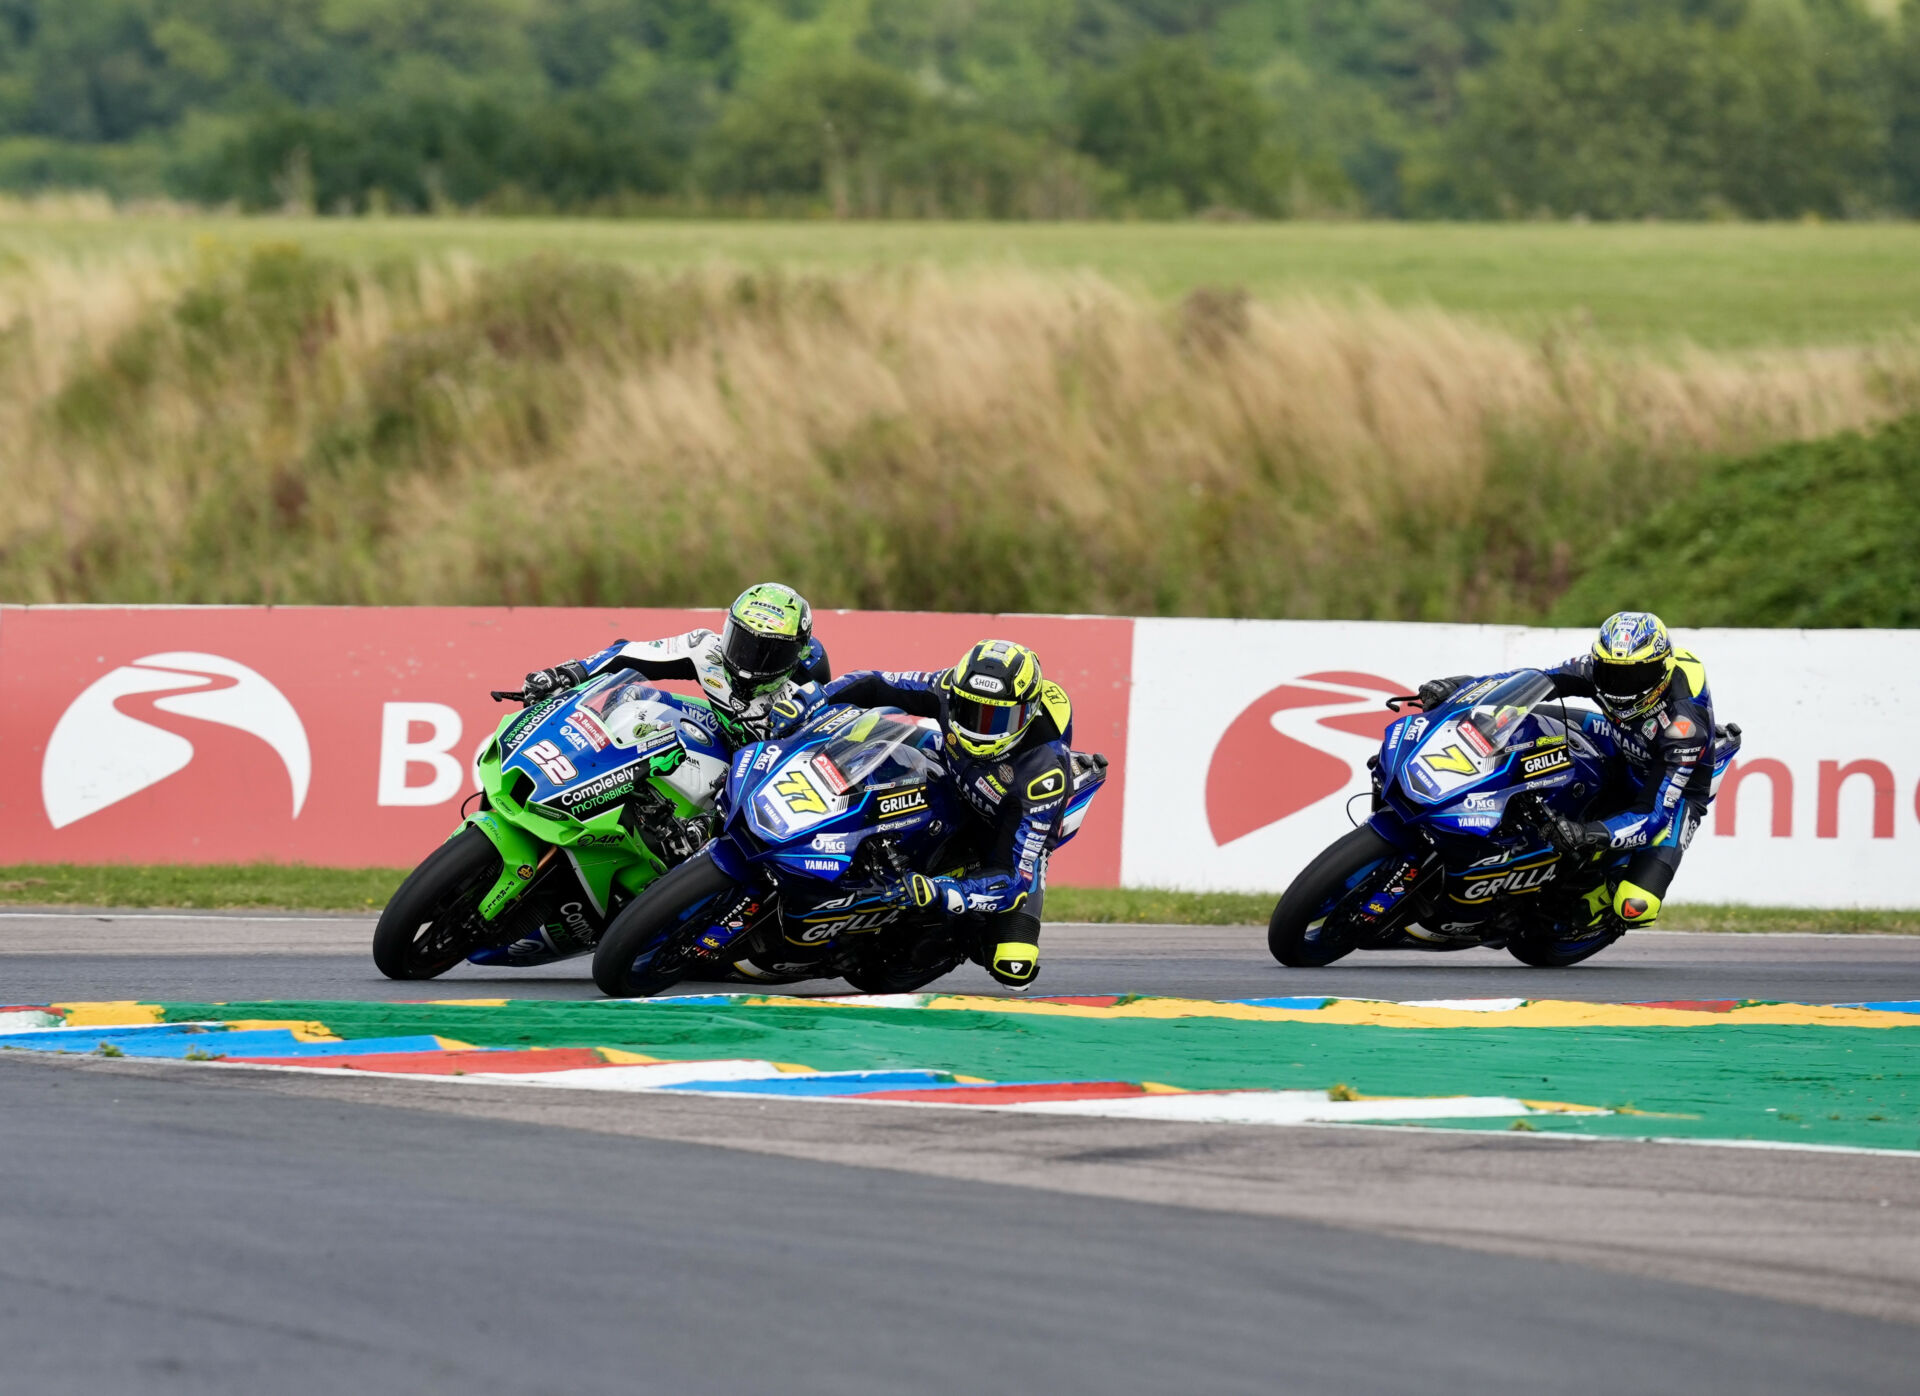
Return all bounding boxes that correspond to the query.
[41,652,311,829]
[1205,670,1406,845]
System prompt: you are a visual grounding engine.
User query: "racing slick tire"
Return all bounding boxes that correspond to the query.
[1268,825,1397,968]
[840,925,967,994]
[593,849,739,998]
[1507,926,1622,968]
[372,826,502,980]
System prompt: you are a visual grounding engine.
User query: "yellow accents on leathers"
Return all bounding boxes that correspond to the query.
[1039,679,1072,737]
[1672,647,1707,699]
[1612,880,1663,925]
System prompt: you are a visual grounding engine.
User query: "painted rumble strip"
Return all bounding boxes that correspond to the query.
[4,995,1918,1154]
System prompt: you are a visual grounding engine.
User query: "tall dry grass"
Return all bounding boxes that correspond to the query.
[3,243,1916,618]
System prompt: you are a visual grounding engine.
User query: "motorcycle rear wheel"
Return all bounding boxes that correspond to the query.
[372,826,502,980]
[841,928,966,994]
[593,850,738,998]
[1507,928,1621,967]
[1268,825,1396,968]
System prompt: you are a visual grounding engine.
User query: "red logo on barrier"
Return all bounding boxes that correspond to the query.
[1205,671,1406,845]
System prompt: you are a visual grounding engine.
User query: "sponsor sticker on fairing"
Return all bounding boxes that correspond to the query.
[1521,747,1572,779]
[569,710,612,750]
[543,760,644,815]
[876,787,929,818]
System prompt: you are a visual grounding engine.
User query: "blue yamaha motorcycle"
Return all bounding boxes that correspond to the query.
[591,704,1108,997]
[1267,669,1740,969]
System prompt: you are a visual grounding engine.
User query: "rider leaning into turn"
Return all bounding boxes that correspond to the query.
[522,582,831,748]
[1418,611,1717,932]
[785,640,1076,990]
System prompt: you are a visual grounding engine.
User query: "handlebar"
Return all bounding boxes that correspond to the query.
[1384,695,1424,712]
[490,689,530,704]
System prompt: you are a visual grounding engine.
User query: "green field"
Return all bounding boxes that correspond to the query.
[9,214,1920,349]
[1,864,1915,933]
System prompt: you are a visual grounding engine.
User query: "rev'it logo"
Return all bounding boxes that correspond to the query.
[1205,671,1406,845]
[41,652,311,829]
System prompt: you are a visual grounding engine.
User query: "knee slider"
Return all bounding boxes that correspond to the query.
[1612,880,1662,926]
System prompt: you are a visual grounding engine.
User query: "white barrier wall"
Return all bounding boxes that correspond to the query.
[1120,620,1920,909]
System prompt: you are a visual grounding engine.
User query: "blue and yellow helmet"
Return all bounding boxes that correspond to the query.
[1591,611,1674,721]
[940,640,1043,759]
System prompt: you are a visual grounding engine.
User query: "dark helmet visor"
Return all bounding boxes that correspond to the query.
[949,694,1034,745]
[1594,657,1669,709]
[721,617,804,693]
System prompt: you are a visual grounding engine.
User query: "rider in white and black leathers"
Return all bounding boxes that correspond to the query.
[520,583,831,749]
[1418,611,1720,929]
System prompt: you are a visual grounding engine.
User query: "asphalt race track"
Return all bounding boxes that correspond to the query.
[7,912,1920,1004]
[6,914,1920,1394]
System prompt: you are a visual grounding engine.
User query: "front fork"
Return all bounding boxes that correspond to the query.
[461,809,550,921]
[1345,848,1444,943]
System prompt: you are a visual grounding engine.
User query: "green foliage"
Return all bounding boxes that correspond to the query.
[0,0,1914,217]
[1553,414,1920,627]
[1449,0,1887,218]
[1073,40,1291,215]
[12,241,1916,620]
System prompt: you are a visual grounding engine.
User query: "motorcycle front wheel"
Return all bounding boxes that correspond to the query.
[593,850,739,998]
[372,826,502,980]
[1267,825,1396,968]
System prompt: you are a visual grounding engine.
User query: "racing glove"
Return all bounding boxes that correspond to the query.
[523,661,589,698]
[1540,810,1607,856]
[1417,675,1473,711]
[767,683,825,738]
[883,872,964,916]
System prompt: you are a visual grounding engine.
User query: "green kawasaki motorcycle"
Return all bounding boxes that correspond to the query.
[371,674,732,979]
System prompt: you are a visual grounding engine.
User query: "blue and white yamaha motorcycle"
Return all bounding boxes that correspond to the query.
[1268,669,1739,969]
[592,704,1108,997]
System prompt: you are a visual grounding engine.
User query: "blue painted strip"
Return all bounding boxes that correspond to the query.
[0,1023,223,1051]
[1227,997,1335,1010]
[222,1035,451,1059]
[0,1026,449,1059]
[658,1071,955,1096]
[1837,1001,1920,1015]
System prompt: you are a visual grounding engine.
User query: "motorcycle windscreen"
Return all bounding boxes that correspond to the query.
[747,714,940,843]
[1405,671,1559,804]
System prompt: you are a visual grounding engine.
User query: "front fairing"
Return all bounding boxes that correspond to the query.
[467,677,731,926]
[1378,676,1606,830]
[719,706,956,883]
[494,674,730,822]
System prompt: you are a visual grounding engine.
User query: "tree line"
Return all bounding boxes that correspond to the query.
[2,0,1917,219]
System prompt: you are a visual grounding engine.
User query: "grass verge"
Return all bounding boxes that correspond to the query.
[1,866,1916,934]
[0,864,405,911]
[8,216,1920,348]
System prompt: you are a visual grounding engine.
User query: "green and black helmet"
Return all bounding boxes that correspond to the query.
[720,582,813,701]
